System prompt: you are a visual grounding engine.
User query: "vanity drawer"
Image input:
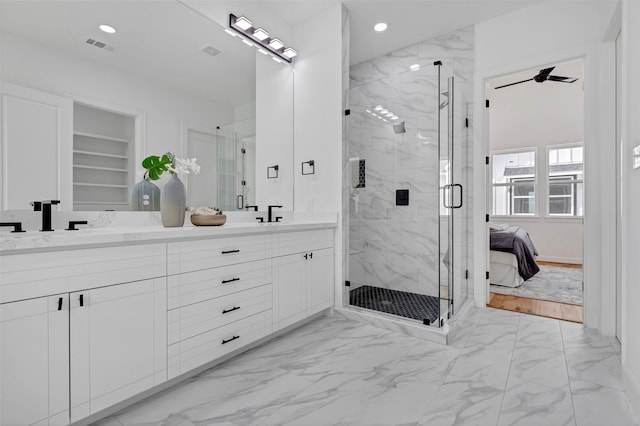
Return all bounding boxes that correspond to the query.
[0,244,166,304]
[167,234,270,275]
[167,259,271,310]
[167,310,272,379]
[272,229,333,257]
[168,283,271,345]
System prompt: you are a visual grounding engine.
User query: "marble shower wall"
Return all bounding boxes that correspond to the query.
[348,26,474,299]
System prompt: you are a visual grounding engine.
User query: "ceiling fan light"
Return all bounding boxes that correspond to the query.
[283,47,297,59]
[235,16,253,30]
[253,28,269,41]
[269,38,284,50]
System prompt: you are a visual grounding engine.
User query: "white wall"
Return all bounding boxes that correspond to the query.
[292,5,344,215]
[473,0,617,333]
[489,59,584,263]
[292,3,345,304]
[255,53,294,210]
[621,0,640,416]
[1,33,234,191]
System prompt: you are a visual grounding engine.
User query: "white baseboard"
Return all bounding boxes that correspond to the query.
[623,364,640,423]
[536,255,583,265]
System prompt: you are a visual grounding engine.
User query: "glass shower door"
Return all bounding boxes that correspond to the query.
[438,66,454,324]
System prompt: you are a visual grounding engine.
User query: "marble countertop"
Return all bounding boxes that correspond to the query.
[0,219,338,255]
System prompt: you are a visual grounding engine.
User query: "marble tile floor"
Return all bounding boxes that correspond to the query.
[95,307,638,426]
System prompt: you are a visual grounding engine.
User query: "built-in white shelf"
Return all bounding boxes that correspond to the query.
[73,131,129,144]
[73,103,134,211]
[74,182,128,189]
[73,150,128,159]
[73,165,128,173]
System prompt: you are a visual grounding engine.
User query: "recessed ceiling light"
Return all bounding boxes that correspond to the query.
[374,22,387,32]
[99,24,116,34]
[410,64,420,71]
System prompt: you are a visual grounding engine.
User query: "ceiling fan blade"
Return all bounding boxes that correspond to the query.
[547,75,579,83]
[494,78,534,89]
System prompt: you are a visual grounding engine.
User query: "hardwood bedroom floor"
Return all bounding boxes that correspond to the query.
[488,293,583,323]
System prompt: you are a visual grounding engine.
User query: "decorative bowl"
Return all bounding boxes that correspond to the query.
[190,214,226,226]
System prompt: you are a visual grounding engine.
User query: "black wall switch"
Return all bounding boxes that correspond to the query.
[396,189,409,206]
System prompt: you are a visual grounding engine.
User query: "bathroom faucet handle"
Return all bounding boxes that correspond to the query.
[245,205,259,211]
[66,220,88,231]
[30,201,42,211]
[0,222,26,233]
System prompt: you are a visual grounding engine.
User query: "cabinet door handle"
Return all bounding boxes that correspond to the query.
[79,294,84,307]
[221,249,240,255]
[304,253,308,260]
[221,335,240,345]
[309,252,313,259]
[57,297,63,311]
[222,306,240,314]
[221,277,240,284]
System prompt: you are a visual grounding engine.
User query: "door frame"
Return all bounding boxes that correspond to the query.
[473,42,619,334]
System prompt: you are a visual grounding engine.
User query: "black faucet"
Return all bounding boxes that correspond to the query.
[0,222,25,233]
[267,205,283,223]
[245,205,259,211]
[31,200,60,232]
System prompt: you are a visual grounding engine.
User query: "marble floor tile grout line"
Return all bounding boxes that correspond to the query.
[559,319,580,424]
[495,314,521,426]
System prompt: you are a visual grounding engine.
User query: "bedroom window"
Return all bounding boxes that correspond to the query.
[491,150,536,216]
[548,145,583,216]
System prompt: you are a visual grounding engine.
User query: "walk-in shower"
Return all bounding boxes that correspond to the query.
[346,58,470,329]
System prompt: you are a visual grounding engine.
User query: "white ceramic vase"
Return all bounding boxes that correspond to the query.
[160,174,186,227]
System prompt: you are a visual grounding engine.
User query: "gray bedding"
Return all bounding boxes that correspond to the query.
[490,226,540,281]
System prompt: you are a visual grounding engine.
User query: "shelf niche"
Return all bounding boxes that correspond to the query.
[73,103,134,211]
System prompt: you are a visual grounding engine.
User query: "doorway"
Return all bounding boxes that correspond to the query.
[485,58,585,323]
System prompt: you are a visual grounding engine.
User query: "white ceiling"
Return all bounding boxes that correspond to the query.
[260,0,540,65]
[0,1,256,107]
[0,0,542,110]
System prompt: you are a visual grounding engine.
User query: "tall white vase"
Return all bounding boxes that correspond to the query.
[160,174,186,227]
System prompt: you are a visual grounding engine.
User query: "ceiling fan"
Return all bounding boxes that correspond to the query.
[495,67,578,89]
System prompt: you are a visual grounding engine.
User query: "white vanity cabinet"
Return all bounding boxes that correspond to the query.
[166,235,273,378]
[0,294,70,426]
[0,223,336,425]
[69,278,166,423]
[0,244,167,425]
[272,229,334,331]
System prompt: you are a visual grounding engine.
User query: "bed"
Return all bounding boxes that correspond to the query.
[489,225,539,288]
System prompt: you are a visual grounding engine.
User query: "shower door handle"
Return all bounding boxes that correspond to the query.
[236,194,244,210]
[452,184,463,209]
[443,184,463,209]
[442,184,453,209]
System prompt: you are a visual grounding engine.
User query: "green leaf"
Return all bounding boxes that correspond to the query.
[142,154,173,180]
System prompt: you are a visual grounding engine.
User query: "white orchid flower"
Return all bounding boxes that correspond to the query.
[171,157,201,175]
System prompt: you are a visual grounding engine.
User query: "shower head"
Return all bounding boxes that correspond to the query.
[393,121,406,134]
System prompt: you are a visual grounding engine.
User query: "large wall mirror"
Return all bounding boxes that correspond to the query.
[0,0,290,212]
